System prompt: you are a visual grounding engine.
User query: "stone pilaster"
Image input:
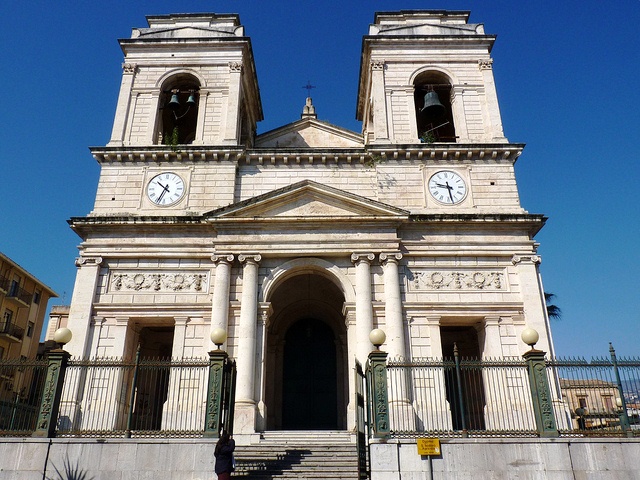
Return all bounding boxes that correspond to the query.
[370,60,389,143]
[65,256,103,358]
[223,62,243,144]
[511,254,553,354]
[351,253,375,363]
[108,63,137,146]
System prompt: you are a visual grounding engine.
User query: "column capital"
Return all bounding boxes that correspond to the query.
[211,253,235,265]
[239,253,262,264]
[483,315,501,327]
[371,59,385,71]
[379,252,403,265]
[228,61,244,73]
[351,253,375,265]
[511,254,541,265]
[75,256,103,267]
[174,316,190,326]
[342,303,356,325]
[122,62,138,74]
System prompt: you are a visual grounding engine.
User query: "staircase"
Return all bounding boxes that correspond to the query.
[233,431,360,479]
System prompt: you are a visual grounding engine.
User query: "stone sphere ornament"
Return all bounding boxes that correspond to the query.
[210,328,227,348]
[521,327,539,348]
[53,327,73,345]
[369,329,386,349]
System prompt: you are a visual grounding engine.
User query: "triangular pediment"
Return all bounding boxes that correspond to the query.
[205,180,408,220]
[255,118,363,149]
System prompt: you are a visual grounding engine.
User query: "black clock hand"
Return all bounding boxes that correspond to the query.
[445,182,455,203]
[156,182,170,203]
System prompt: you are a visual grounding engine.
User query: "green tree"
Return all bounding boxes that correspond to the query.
[544,292,562,320]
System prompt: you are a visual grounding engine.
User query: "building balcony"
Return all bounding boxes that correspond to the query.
[6,284,32,306]
[0,322,24,342]
[0,273,9,293]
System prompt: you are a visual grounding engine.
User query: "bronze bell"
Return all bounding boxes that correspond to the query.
[168,92,180,109]
[421,91,445,118]
[186,92,197,106]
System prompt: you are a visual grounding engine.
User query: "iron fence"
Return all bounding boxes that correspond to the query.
[385,352,640,438]
[387,357,538,437]
[548,354,640,436]
[57,357,210,437]
[0,358,48,436]
[1,345,639,439]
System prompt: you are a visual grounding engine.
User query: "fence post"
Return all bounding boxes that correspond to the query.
[124,344,141,438]
[523,348,558,437]
[32,349,71,438]
[368,349,390,438]
[204,349,229,438]
[609,343,632,437]
[453,343,468,436]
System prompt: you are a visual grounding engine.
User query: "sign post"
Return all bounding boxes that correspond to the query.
[417,438,440,480]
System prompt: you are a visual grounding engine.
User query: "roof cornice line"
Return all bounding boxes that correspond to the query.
[90,143,525,164]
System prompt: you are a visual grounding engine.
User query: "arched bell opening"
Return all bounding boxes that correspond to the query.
[264,272,348,430]
[157,74,200,145]
[413,71,456,143]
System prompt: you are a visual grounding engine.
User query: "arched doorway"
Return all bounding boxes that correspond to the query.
[265,271,348,430]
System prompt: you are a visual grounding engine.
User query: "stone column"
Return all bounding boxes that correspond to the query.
[65,256,103,358]
[235,253,261,434]
[108,63,137,146]
[210,254,234,349]
[380,253,413,429]
[370,60,389,143]
[380,252,405,360]
[351,253,375,363]
[223,62,243,144]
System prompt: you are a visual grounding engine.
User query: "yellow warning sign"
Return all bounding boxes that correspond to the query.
[417,438,441,456]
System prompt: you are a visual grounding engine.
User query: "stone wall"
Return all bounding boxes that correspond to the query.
[372,437,640,480]
[1,437,638,479]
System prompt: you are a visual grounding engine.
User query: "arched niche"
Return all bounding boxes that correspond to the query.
[413,70,456,143]
[157,73,201,145]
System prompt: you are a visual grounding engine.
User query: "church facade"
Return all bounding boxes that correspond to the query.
[63,10,553,436]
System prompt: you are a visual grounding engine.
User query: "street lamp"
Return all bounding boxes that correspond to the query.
[521,327,539,351]
[369,329,386,350]
[210,328,227,350]
[53,327,72,349]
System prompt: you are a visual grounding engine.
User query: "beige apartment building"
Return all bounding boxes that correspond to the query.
[0,253,56,401]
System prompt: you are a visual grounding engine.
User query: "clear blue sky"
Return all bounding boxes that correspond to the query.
[1,1,638,358]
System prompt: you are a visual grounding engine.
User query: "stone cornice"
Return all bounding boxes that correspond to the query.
[90,143,525,165]
[409,213,546,236]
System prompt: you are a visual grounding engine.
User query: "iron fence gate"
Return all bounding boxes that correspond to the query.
[355,361,369,480]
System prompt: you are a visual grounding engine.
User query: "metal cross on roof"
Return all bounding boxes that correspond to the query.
[302,80,316,96]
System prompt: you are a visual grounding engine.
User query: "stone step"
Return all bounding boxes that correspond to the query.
[232,431,360,480]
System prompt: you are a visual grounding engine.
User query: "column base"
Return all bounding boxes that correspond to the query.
[233,401,257,434]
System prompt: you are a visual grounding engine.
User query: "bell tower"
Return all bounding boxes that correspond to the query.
[357,10,506,145]
[108,13,262,148]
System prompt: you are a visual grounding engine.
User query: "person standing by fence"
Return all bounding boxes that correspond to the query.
[214,431,235,479]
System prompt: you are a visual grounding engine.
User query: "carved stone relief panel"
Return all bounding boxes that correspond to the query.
[407,268,508,291]
[109,271,209,293]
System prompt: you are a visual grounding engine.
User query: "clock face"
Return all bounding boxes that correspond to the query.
[428,170,467,205]
[146,172,185,206]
